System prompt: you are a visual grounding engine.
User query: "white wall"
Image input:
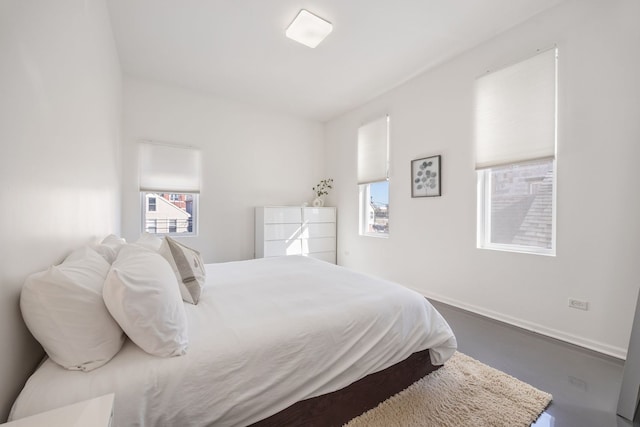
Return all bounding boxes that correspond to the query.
[121,76,325,262]
[325,0,640,358]
[0,0,122,421]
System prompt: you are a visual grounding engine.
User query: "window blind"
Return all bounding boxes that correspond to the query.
[139,142,201,193]
[357,115,389,184]
[475,48,556,170]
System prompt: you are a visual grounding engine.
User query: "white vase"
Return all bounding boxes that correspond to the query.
[312,197,324,207]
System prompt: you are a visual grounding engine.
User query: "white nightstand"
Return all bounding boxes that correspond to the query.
[3,394,114,427]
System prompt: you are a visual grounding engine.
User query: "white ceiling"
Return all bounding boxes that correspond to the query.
[106,0,564,122]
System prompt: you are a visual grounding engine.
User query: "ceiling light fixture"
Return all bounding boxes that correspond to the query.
[286,9,333,48]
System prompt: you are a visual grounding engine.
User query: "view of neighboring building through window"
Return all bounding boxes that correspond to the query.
[479,160,554,251]
[361,181,389,234]
[142,192,196,235]
[475,48,557,255]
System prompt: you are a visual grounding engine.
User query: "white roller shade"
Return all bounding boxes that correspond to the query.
[357,115,389,184]
[475,48,557,169]
[139,142,201,193]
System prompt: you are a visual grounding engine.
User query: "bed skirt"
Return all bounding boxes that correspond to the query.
[250,348,439,427]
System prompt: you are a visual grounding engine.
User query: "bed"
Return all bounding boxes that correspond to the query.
[10,253,457,426]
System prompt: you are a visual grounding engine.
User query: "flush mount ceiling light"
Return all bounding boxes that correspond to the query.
[286,9,333,48]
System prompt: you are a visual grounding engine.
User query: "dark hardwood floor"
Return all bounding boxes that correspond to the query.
[430,300,639,427]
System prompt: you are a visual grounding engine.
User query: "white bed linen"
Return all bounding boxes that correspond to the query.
[10,256,457,427]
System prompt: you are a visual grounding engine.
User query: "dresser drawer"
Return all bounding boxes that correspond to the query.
[302,237,336,254]
[303,207,336,223]
[264,239,302,256]
[264,223,302,240]
[301,223,335,238]
[263,207,302,224]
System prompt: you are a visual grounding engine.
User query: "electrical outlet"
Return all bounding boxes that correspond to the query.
[568,298,589,311]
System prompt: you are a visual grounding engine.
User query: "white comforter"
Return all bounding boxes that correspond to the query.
[10,256,457,426]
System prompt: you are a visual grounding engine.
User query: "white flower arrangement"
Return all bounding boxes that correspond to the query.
[312,179,333,198]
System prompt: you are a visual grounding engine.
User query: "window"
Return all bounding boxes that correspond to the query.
[139,142,201,236]
[357,115,390,237]
[475,48,557,255]
[142,192,197,235]
[360,180,389,234]
[478,160,555,253]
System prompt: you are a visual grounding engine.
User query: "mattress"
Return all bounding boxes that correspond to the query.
[10,256,457,426]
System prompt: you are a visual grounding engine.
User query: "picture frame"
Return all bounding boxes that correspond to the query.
[411,155,441,197]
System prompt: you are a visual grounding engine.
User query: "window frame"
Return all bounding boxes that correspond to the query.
[357,114,390,238]
[476,159,556,256]
[140,191,199,237]
[475,48,557,256]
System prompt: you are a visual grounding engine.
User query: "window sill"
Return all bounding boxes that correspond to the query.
[360,232,389,239]
[477,244,555,257]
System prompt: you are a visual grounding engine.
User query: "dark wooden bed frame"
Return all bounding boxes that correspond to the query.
[250,348,439,427]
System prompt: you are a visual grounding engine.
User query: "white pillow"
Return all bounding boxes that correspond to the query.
[103,245,188,357]
[20,246,125,371]
[94,234,126,264]
[134,232,163,252]
[159,237,206,304]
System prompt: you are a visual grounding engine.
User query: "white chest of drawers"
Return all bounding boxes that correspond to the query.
[255,206,336,264]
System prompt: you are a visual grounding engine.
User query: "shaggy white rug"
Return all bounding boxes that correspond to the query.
[345,352,552,427]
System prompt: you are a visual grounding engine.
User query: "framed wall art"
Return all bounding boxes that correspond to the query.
[411,155,441,197]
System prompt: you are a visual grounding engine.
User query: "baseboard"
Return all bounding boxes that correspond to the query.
[420,290,627,360]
